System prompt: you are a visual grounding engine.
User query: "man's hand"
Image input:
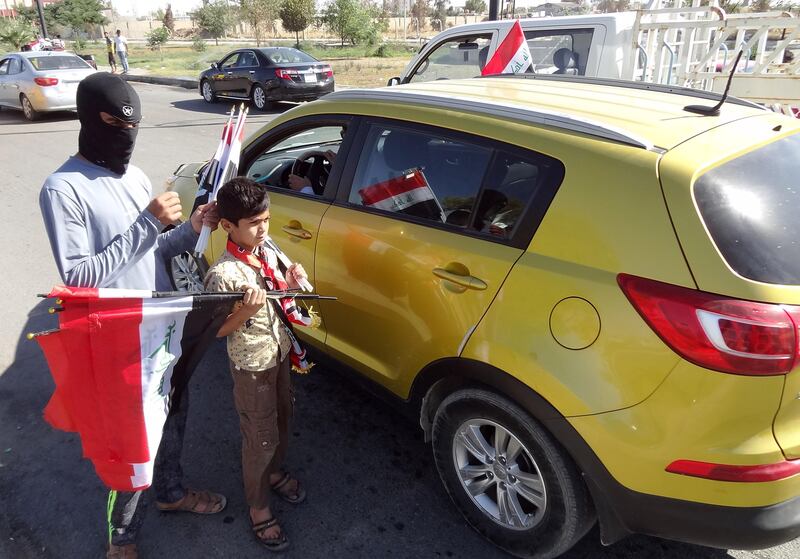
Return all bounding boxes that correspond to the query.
[190,201,220,234]
[240,287,267,318]
[146,192,182,226]
[288,174,312,191]
[285,263,308,290]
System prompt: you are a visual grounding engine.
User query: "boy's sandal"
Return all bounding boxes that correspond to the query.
[155,489,227,514]
[252,517,290,552]
[270,471,306,505]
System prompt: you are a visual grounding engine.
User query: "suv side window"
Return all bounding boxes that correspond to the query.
[525,29,594,75]
[245,123,348,196]
[347,121,565,243]
[409,35,493,83]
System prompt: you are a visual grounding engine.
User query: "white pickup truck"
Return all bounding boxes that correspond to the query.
[390,1,799,115]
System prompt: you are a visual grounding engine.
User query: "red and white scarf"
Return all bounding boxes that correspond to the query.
[226,238,314,373]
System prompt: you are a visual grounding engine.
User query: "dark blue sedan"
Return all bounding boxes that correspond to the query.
[198,47,335,110]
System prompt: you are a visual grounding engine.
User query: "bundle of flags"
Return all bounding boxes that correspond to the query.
[481,20,533,76]
[358,167,446,223]
[194,104,249,257]
[32,286,239,491]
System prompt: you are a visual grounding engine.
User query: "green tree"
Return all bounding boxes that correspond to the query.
[463,0,485,14]
[0,19,35,51]
[49,0,108,39]
[597,0,629,13]
[280,0,315,47]
[194,0,234,45]
[410,0,428,30]
[431,0,448,31]
[146,25,170,60]
[163,4,175,34]
[240,0,280,46]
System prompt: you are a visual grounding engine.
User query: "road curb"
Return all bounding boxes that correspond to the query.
[121,74,199,90]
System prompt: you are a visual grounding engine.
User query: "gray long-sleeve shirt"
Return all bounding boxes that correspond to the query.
[39,156,198,291]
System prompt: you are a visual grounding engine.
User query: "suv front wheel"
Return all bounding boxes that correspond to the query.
[432,388,595,559]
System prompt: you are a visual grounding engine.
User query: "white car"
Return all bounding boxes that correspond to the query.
[0,51,96,121]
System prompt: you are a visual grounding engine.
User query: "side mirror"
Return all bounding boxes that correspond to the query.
[211,62,219,70]
[387,76,401,86]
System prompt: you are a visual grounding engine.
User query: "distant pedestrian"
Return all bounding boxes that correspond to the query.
[115,29,129,74]
[52,34,65,50]
[104,31,117,73]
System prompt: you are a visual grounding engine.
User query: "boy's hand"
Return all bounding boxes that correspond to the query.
[240,287,267,318]
[285,263,308,290]
[190,201,220,234]
[147,192,182,226]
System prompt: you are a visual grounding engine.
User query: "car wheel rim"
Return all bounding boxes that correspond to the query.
[452,419,547,531]
[254,87,265,108]
[22,98,32,119]
[202,82,213,101]
[171,253,204,291]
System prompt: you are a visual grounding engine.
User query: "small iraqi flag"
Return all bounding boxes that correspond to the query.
[481,20,533,76]
[358,168,445,222]
[34,286,238,491]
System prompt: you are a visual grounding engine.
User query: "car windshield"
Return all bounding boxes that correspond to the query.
[28,56,90,70]
[265,48,316,64]
[694,132,800,285]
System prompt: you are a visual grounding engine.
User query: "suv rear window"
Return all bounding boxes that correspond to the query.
[694,132,800,285]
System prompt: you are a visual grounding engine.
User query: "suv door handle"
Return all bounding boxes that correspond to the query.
[249,71,256,74]
[432,268,487,291]
[282,224,312,240]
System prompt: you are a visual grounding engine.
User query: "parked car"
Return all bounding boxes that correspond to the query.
[198,47,334,111]
[0,51,96,121]
[169,76,800,558]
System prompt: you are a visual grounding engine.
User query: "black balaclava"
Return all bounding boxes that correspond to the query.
[76,72,142,175]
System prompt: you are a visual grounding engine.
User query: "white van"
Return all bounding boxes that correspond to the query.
[389,6,799,116]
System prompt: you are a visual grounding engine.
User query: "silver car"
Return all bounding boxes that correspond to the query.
[0,51,96,121]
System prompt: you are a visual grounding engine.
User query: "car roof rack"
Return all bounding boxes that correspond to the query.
[483,74,766,111]
[328,89,658,151]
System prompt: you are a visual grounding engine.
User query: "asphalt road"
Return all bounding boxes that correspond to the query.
[0,83,797,559]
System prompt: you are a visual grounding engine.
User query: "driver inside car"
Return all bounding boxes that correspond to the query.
[287,149,337,195]
[286,126,346,195]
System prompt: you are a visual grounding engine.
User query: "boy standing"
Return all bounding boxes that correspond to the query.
[204,178,309,551]
[105,31,117,73]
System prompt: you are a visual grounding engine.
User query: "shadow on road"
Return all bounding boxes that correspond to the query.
[170,99,296,116]
[0,302,737,558]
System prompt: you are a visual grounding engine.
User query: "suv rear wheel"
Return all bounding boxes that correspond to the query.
[432,388,595,559]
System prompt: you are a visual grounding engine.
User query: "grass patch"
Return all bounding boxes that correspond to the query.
[76,42,413,87]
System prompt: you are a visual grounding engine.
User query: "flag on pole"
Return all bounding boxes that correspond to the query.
[33,286,238,491]
[194,105,249,257]
[358,168,446,222]
[481,20,532,76]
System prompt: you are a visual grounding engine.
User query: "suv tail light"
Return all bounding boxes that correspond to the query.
[618,274,800,376]
[34,77,59,86]
[275,68,297,80]
[320,65,333,78]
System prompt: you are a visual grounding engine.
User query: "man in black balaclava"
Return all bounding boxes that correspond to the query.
[39,73,228,559]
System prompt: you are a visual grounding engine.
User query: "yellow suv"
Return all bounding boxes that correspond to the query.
[169,76,800,558]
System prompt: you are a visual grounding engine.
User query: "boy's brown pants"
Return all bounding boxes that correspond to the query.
[230,356,292,510]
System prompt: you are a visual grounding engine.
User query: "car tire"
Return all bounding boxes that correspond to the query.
[432,388,595,559]
[168,251,208,292]
[21,94,40,121]
[201,79,217,104]
[251,84,271,111]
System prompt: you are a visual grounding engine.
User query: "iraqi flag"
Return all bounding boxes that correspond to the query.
[358,168,445,222]
[481,20,532,76]
[33,286,238,492]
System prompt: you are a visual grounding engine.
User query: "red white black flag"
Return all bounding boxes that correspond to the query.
[481,20,532,76]
[358,168,445,222]
[34,286,237,491]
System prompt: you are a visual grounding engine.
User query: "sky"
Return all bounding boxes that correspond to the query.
[109,0,547,18]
